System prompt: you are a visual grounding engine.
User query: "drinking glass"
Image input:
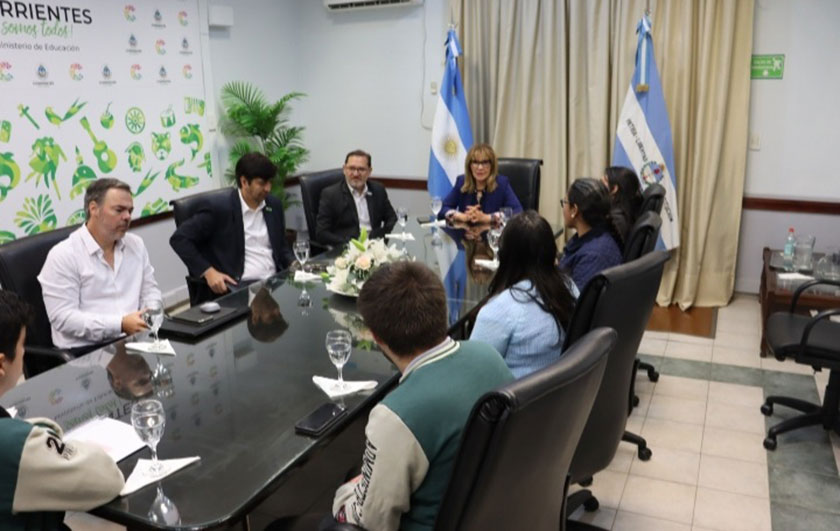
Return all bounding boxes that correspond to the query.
[431,196,443,219]
[152,358,174,399]
[397,207,409,237]
[148,484,181,526]
[793,234,816,271]
[499,207,514,226]
[143,300,164,351]
[487,228,502,261]
[297,289,312,316]
[815,246,840,281]
[294,239,310,272]
[131,399,166,477]
[325,330,352,390]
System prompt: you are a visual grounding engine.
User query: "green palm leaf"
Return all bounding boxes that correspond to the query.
[15,194,57,235]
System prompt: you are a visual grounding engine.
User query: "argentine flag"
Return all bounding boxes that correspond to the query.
[428,28,474,198]
[613,14,680,250]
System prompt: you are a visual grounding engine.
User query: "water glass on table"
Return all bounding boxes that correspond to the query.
[326,330,352,391]
[294,238,310,272]
[143,300,164,351]
[793,234,815,271]
[487,227,502,262]
[131,399,166,477]
[397,207,409,237]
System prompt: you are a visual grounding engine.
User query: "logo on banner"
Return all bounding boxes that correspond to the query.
[124,4,136,21]
[68,63,83,81]
[130,64,142,80]
[180,37,192,55]
[129,33,137,47]
[158,65,172,84]
[0,62,12,82]
[155,39,166,55]
[640,160,666,186]
[182,64,192,79]
[48,389,63,405]
[178,10,188,26]
[33,64,53,86]
[100,64,115,85]
[152,8,165,27]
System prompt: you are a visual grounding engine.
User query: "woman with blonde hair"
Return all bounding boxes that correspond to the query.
[438,143,523,224]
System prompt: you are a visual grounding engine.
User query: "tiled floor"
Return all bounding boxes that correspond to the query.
[570,294,840,531]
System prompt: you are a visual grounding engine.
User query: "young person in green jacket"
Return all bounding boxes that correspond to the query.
[332,262,514,531]
[0,291,125,530]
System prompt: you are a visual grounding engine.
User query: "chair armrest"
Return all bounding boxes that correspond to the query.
[800,307,840,349]
[790,279,840,312]
[25,345,73,363]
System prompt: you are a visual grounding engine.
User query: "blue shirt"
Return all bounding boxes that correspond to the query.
[470,280,577,378]
[438,174,523,220]
[558,226,622,292]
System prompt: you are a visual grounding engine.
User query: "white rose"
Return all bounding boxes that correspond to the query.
[355,254,372,271]
[335,257,348,269]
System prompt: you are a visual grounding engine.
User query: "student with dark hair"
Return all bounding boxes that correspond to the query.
[330,262,512,531]
[603,165,642,241]
[558,178,623,291]
[170,152,295,297]
[470,211,578,378]
[0,291,124,529]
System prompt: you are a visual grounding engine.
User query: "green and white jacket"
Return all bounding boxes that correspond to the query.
[333,338,514,531]
[0,407,125,530]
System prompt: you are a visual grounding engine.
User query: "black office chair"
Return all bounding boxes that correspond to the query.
[324,327,615,531]
[761,279,840,450]
[563,251,669,521]
[497,157,542,211]
[299,169,345,246]
[170,188,235,305]
[0,227,77,376]
[638,182,666,216]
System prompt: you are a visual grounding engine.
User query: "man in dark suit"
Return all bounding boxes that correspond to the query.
[170,153,294,296]
[315,149,397,246]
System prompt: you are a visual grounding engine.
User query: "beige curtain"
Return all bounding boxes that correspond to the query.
[452,0,754,309]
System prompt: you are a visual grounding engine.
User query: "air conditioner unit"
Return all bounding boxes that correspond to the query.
[324,0,423,12]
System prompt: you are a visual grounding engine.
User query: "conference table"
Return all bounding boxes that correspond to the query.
[0,219,499,530]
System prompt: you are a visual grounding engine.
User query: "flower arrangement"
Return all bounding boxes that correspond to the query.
[322,229,407,296]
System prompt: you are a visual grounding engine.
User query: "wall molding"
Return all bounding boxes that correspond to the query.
[742,196,840,215]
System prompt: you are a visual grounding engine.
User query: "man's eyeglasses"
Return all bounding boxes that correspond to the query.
[345,166,370,174]
[470,160,491,167]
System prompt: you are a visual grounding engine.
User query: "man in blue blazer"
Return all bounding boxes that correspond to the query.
[315,149,397,246]
[170,153,294,296]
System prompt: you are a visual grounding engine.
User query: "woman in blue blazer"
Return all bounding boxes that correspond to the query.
[438,143,523,223]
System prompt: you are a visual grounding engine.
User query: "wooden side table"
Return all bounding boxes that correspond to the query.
[759,247,840,357]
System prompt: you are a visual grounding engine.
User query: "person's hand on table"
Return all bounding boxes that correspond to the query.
[122,310,148,335]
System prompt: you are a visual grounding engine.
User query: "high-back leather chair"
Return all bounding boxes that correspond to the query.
[299,169,345,244]
[638,182,666,216]
[0,226,77,375]
[170,187,235,305]
[562,251,669,519]
[622,211,662,263]
[497,158,542,211]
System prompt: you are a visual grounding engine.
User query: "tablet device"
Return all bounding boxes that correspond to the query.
[294,403,347,437]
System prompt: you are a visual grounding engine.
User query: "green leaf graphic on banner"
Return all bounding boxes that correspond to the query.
[69,147,97,199]
[134,168,161,197]
[0,151,21,201]
[179,124,203,160]
[184,97,205,116]
[79,117,117,174]
[0,230,16,244]
[26,137,66,199]
[0,120,11,143]
[45,98,88,126]
[125,141,145,172]
[141,198,168,217]
[125,107,145,134]
[17,104,40,130]
[151,131,171,161]
[100,102,114,129]
[45,107,63,126]
[65,209,86,226]
[15,194,57,235]
[199,152,212,178]
[165,159,198,191]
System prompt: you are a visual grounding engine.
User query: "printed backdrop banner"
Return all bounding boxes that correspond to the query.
[0,0,214,243]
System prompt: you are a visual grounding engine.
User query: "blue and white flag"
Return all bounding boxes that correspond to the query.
[613,14,680,250]
[428,28,474,199]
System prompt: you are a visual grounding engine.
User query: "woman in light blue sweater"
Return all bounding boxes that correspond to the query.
[470,211,578,378]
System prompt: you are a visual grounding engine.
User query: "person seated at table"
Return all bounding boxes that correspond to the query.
[470,211,578,378]
[558,178,623,291]
[602,165,642,241]
[331,262,513,531]
[0,290,125,529]
[316,149,397,246]
[438,143,523,224]
[170,152,295,298]
[38,178,160,353]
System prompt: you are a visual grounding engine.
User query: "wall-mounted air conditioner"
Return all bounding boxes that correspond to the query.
[324,0,423,12]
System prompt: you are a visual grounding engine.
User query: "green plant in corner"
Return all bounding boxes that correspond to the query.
[220,81,308,209]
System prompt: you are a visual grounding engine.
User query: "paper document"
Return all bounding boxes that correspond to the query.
[65,417,145,463]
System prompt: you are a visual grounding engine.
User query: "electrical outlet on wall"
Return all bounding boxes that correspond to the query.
[749,132,761,151]
[430,81,438,95]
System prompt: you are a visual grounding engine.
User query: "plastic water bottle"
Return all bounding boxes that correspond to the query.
[783,227,795,271]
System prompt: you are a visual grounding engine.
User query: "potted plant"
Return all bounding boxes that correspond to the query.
[220,81,308,208]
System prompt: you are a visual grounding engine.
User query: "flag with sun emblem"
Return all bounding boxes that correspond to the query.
[613,14,680,250]
[428,28,474,199]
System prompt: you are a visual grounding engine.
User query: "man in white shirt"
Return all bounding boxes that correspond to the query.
[38,178,161,351]
[169,152,294,298]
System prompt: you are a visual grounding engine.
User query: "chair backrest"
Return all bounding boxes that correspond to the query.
[435,328,615,531]
[562,250,669,480]
[299,169,345,239]
[622,211,662,262]
[497,158,542,211]
[0,225,78,347]
[170,187,234,228]
[638,183,666,216]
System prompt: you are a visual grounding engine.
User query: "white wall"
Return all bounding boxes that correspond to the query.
[735,0,840,293]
